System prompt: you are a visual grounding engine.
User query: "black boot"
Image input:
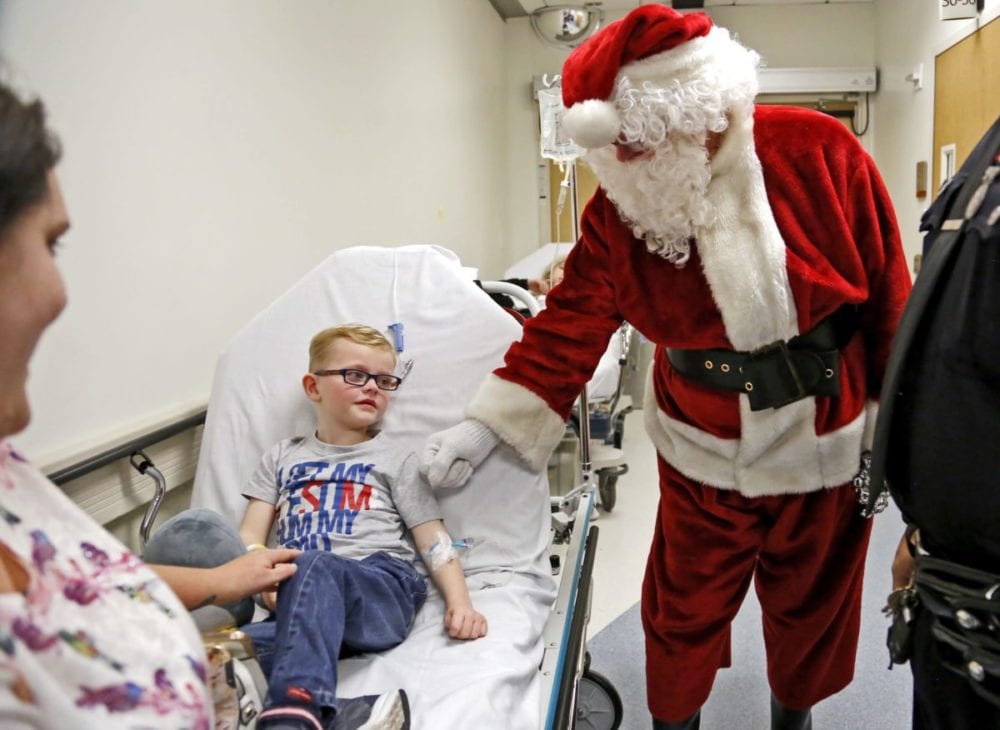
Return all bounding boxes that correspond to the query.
[770,694,812,730]
[653,709,701,730]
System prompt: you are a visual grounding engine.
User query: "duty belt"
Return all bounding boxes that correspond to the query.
[914,554,1000,707]
[667,306,859,411]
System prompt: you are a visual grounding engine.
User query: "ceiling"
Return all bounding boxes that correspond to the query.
[488,0,872,20]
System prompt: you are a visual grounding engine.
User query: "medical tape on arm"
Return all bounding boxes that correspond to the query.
[422,531,459,572]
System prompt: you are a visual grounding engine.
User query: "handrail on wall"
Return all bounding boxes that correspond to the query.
[47,408,208,486]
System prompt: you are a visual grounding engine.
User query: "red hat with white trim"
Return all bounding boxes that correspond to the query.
[561,6,734,149]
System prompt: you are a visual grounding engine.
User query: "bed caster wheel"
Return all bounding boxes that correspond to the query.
[576,670,623,730]
[598,473,617,512]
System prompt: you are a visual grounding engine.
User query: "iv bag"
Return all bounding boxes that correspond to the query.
[538,86,583,163]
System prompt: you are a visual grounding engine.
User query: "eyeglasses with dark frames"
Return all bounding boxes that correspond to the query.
[312,368,402,391]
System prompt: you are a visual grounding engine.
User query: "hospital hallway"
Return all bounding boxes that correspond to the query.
[585,409,913,729]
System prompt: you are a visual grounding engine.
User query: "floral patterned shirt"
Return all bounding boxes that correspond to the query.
[0,441,212,728]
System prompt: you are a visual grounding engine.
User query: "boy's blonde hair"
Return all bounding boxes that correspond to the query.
[308,324,397,372]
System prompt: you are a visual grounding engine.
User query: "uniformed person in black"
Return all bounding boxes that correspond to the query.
[877,116,1000,730]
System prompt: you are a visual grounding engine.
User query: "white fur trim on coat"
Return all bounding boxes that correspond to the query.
[695,112,799,351]
[466,374,568,472]
[642,369,870,497]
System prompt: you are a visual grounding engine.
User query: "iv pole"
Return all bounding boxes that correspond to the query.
[570,164,593,476]
[538,82,592,477]
[559,160,592,475]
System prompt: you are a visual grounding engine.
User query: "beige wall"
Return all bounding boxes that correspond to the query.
[0,0,509,463]
[8,0,1000,471]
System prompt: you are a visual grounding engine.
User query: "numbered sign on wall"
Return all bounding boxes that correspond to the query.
[940,0,980,21]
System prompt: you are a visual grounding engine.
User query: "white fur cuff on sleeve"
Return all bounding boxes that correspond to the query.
[466,375,568,472]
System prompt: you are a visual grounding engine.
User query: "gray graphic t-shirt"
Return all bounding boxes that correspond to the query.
[242,433,441,564]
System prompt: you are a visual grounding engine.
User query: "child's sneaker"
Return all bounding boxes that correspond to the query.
[334,690,410,730]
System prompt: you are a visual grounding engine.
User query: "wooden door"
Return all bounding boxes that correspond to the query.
[933,16,1000,189]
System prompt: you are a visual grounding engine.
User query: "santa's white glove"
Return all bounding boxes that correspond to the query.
[420,419,500,489]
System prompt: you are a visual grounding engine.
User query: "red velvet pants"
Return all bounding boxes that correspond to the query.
[642,456,872,722]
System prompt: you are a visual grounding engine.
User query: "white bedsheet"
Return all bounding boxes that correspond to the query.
[191,245,556,729]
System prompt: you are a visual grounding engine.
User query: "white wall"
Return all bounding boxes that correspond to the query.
[502,17,570,261]
[871,0,1000,269]
[0,0,509,463]
[8,0,998,469]
[502,3,877,263]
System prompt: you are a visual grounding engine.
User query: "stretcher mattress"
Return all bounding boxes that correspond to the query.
[191,245,556,729]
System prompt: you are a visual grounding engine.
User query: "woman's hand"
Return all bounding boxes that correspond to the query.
[260,589,278,612]
[215,547,300,605]
[149,547,300,611]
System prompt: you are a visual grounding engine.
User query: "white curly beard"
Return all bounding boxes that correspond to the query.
[584,134,714,267]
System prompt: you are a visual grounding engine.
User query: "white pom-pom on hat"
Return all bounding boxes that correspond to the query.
[562,99,621,149]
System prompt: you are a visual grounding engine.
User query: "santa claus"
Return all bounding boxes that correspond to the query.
[421,6,911,728]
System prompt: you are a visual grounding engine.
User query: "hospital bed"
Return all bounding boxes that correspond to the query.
[187,245,620,729]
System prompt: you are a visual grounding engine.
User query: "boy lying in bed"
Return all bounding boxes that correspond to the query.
[238,323,488,730]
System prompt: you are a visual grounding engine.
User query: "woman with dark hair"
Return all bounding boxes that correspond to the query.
[0,85,65,438]
[0,87,61,240]
[0,81,299,727]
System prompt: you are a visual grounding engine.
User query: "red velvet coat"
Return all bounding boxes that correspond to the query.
[468,106,911,497]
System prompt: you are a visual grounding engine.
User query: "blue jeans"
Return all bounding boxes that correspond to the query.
[240,549,427,713]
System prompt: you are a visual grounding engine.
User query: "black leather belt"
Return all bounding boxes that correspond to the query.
[667,306,859,411]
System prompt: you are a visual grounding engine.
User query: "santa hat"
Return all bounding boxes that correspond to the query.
[561,6,753,149]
